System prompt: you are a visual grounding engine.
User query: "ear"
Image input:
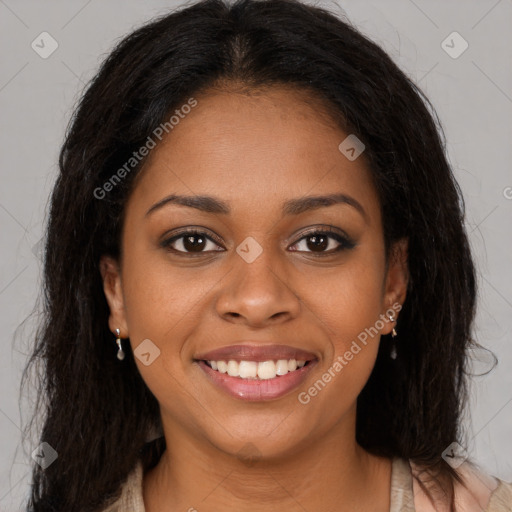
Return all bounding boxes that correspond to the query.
[99,255,129,337]
[381,238,409,335]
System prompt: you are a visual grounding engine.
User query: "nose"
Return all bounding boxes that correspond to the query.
[215,247,301,328]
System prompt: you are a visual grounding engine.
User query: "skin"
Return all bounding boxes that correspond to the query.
[101,84,408,512]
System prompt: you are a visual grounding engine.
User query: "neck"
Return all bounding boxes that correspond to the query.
[143,413,392,512]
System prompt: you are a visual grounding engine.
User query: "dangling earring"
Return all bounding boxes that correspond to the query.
[388,313,398,359]
[115,328,125,360]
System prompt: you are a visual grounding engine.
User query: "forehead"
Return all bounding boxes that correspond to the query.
[128,85,380,222]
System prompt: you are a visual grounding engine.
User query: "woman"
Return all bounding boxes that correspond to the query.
[23,0,512,510]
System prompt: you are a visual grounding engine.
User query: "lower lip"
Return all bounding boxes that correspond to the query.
[196,360,317,401]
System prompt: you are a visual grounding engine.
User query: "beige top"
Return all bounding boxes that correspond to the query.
[100,457,512,511]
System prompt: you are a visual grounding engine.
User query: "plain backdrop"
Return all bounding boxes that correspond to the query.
[1,0,511,509]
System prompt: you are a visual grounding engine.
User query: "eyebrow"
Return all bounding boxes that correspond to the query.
[145,193,367,221]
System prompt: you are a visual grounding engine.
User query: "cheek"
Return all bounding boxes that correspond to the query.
[298,266,385,421]
[305,248,385,397]
[119,244,234,406]
[120,249,206,422]
[322,303,383,410]
[121,243,208,343]
[310,251,386,346]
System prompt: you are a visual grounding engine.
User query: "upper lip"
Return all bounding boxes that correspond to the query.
[195,343,318,363]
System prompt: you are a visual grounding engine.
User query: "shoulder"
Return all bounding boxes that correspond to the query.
[452,461,512,512]
[486,478,512,512]
[98,460,145,512]
[409,458,512,512]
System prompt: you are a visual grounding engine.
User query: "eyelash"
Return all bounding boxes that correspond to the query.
[160,226,356,257]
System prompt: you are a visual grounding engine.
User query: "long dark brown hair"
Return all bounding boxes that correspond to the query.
[22,0,480,510]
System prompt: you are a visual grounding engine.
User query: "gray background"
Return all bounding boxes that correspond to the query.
[1,0,511,509]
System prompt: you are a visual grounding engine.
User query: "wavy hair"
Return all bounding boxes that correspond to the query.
[22,0,478,510]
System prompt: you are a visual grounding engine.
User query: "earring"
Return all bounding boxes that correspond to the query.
[387,313,398,359]
[115,328,125,360]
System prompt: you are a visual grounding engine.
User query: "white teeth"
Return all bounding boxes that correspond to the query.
[275,359,289,376]
[288,359,297,371]
[206,359,308,379]
[239,361,257,378]
[227,360,239,377]
[257,361,276,380]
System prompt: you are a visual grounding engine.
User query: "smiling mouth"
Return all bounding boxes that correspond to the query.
[200,358,312,380]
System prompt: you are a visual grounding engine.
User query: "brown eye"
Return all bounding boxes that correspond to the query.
[161,229,224,254]
[289,229,355,255]
[178,233,208,252]
[306,233,329,252]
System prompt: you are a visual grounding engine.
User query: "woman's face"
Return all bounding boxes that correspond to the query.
[101,85,407,460]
